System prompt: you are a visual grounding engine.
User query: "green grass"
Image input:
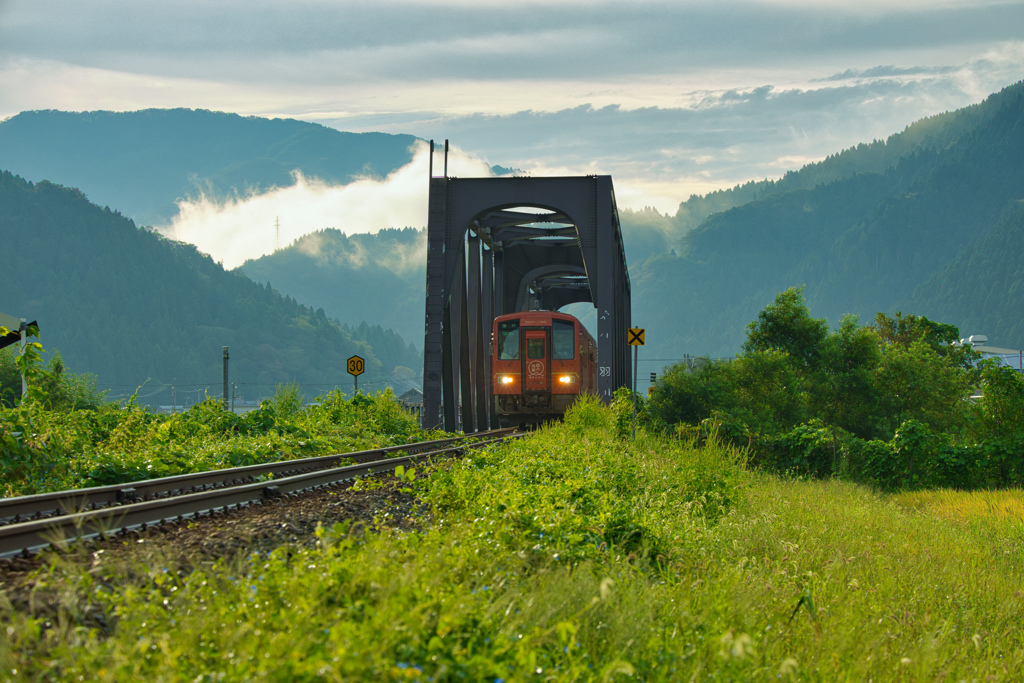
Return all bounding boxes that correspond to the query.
[3,394,1023,681]
[0,388,438,496]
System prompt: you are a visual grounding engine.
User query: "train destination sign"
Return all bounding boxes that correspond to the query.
[628,328,645,346]
[347,355,365,377]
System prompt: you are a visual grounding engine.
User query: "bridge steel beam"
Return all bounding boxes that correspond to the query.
[422,174,631,432]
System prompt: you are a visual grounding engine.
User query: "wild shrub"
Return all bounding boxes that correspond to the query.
[562,392,613,436]
[754,419,837,478]
[975,364,1024,440]
[271,381,304,422]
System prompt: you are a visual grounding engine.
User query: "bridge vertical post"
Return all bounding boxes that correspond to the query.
[422,177,448,429]
[482,245,496,428]
[468,233,488,431]
[593,177,617,401]
[492,249,504,318]
[442,299,457,430]
[458,259,474,431]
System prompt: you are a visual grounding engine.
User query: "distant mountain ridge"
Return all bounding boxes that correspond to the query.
[231,81,1024,364]
[238,228,427,345]
[0,109,418,226]
[668,84,995,235]
[0,171,421,404]
[633,79,1024,359]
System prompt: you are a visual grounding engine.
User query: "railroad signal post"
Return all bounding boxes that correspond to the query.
[347,355,365,393]
[629,327,645,439]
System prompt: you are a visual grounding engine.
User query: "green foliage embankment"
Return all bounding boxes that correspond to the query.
[649,287,1024,491]
[0,329,433,498]
[4,397,1023,680]
[0,385,429,498]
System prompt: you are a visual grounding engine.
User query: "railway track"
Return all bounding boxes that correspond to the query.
[0,428,522,559]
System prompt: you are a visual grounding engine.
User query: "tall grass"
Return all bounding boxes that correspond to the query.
[891,488,1024,524]
[3,399,1023,680]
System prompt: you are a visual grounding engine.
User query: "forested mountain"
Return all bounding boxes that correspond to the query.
[0,172,421,405]
[667,87,993,235]
[0,109,418,226]
[633,79,1024,359]
[238,228,426,345]
[908,203,1024,344]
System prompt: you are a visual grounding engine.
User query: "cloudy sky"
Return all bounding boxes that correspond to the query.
[2,0,1023,215]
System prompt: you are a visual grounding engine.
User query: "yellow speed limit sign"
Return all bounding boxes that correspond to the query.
[347,355,365,376]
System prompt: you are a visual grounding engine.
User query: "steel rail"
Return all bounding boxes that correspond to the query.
[0,432,524,559]
[0,428,517,524]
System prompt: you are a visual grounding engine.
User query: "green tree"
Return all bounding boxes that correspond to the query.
[0,347,19,407]
[812,315,881,439]
[732,348,809,433]
[742,287,829,370]
[870,311,978,370]
[874,340,973,437]
[647,359,739,427]
[975,364,1024,440]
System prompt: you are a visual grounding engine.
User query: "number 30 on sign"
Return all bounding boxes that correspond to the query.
[347,355,365,376]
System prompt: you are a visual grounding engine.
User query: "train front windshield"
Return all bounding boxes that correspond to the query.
[498,320,520,360]
[552,319,575,359]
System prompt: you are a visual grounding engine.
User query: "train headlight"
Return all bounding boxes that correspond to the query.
[558,375,574,384]
[500,375,515,384]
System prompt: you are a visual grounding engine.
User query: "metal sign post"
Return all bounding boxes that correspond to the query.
[347,355,365,394]
[222,346,230,406]
[19,319,26,399]
[628,328,645,439]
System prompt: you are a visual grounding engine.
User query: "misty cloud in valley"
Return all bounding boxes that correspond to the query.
[162,142,492,269]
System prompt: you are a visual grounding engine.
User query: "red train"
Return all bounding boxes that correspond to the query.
[491,310,597,420]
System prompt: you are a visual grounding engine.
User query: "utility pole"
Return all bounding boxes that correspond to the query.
[222,346,230,406]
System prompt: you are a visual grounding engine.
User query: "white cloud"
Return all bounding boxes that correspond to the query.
[162,142,493,269]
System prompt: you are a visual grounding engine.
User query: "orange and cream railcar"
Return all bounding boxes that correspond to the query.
[492,310,597,419]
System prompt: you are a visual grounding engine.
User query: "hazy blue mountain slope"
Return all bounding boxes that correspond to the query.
[238,228,426,345]
[0,171,420,403]
[816,82,1024,313]
[633,80,1024,360]
[907,203,1024,346]
[668,81,1000,236]
[235,211,678,349]
[0,109,418,225]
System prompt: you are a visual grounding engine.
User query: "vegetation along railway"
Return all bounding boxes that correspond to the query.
[0,428,523,560]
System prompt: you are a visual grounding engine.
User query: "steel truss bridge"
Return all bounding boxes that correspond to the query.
[421,142,632,432]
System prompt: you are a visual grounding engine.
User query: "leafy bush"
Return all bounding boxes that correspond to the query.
[561,392,613,436]
[0,385,436,496]
[754,419,838,478]
[975,364,1024,440]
